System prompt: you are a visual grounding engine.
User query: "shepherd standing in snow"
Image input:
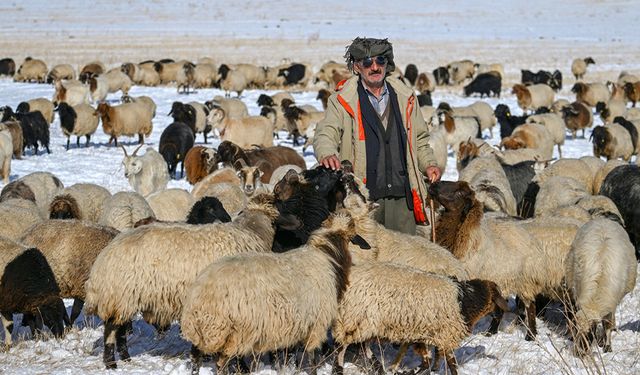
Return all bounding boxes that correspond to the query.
[313,37,441,235]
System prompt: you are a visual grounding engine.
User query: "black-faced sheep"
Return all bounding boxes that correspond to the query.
[590,124,634,162]
[0,171,63,218]
[572,82,610,107]
[0,106,50,155]
[97,101,153,146]
[84,194,284,369]
[512,84,555,114]
[625,81,640,107]
[168,101,211,143]
[277,63,310,86]
[284,104,325,146]
[16,98,55,125]
[206,107,274,149]
[14,57,47,83]
[432,66,450,86]
[571,57,595,80]
[54,102,99,150]
[120,145,170,197]
[79,62,105,83]
[0,58,15,76]
[185,196,231,224]
[46,64,75,84]
[159,122,195,179]
[500,123,554,161]
[494,104,528,138]
[49,183,111,222]
[154,60,191,84]
[520,69,562,91]
[463,72,501,97]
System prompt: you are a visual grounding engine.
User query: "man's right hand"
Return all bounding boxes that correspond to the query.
[319,155,342,170]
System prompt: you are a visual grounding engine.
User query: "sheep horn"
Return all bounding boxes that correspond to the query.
[234,158,248,169]
[132,143,144,156]
[120,145,129,157]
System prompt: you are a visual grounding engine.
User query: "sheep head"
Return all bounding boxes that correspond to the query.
[428,180,475,213]
[206,107,226,128]
[121,144,145,178]
[500,137,527,150]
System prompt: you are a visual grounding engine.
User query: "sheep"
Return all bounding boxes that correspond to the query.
[54,102,99,150]
[525,112,566,158]
[565,218,636,355]
[316,89,331,111]
[572,82,610,107]
[217,141,306,183]
[206,107,274,149]
[447,59,475,85]
[219,69,248,97]
[168,101,211,143]
[429,180,570,340]
[233,63,267,88]
[16,98,55,125]
[284,104,325,146]
[79,61,105,82]
[474,62,505,79]
[624,81,640,107]
[599,164,640,258]
[268,164,304,186]
[97,101,153,146]
[101,67,136,97]
[592,159,625,195]
[0,236,65,347]
[314,61,351,87]
[184,146,219,185]
[463,71,501,97]
[1,105,50,155]
[333,263,508,375]
[181,212,364,375]
[206,95,248,119]
[192,63,217,88]
[533,158,597,194]
[435,109,480,152]
[571,57,595,80]
[98,191,155,231]
[459,156,518,216]
[551,99,571,114]
[0,121,23,159]
[432,66,450,86]
[154,60,191,84]
[575,195,624,224]
[512,84,555,113]
[277,62,312,87]
[562,101,593,139]
[0,126,11,184]
[500,123,554,161]
[122,95,156,119]
[0,58,16,76]
[579,155,606,181]
[146,188,195,221]
[159,122,195,179]
[120,62,161,86]
[176,62,196,94]
[618,71,639,87]
[595,99,627,124]
[120,144,169,197]
[591,124,634,162]
[534,176,590,217]
[438,101,496,138]
[47,64,76,83]
[13,57,47,83]
[18,220,119,325]
[84,194,283,369]
[404,63,418,86]
[185,196,232,225]
[48,183,111,222]
[52,79,91,107]
[520,69,562,91]
[494,104,528,138]
[191,181,247,216]
[0,171,63,218]
[0,198,42,241]
[87,75,109,103]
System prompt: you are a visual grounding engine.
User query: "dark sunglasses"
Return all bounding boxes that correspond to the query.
[360,55,387,68]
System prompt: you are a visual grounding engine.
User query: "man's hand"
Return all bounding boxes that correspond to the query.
[425,166,442,183]
[319,155,341,170]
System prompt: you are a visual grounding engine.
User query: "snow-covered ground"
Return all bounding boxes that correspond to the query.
[0,1,639,374]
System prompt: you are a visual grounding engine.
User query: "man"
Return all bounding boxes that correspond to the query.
[313,37,441,235]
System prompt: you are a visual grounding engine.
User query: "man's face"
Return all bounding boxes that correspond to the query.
[354,55,388,88]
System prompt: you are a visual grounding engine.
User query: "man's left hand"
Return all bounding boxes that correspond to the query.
[425,166,442,183]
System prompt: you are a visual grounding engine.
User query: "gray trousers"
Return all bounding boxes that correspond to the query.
[373,197,417,235]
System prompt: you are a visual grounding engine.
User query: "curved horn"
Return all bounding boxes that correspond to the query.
[234,158,248,169]
[132,143,144,156]
[120,145,129,157]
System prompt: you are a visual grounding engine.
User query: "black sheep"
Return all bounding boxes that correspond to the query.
[463,72,501,97]
[0,58,16,76]
[168,101,197,134]
[494,104,528,139]
[186,196,232,225]
[432,66,449,85]
[404,64,419,86]
[158,122,195,179]
[417,91,432,107]
[520,69,561,91]
[256,94,275,107]
[0,105,50,155]
[599,164,640,259]
[277,63,306,85]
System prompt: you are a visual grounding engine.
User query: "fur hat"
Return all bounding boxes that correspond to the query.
[344,37,395,73]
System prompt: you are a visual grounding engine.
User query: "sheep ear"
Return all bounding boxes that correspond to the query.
[350,235,371,249]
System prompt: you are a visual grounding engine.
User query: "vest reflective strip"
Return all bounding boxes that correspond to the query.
[337,94,365,141]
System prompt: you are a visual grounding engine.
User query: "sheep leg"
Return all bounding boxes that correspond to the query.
[103,319,119,369]
[85,135,91,147]
[390,343,409,370]
[1,311,13,349]
[525,302,538,341]
[557,144,562,159]
[66,138,71,151]
[488,308,504,335]
[601,312,614,352]
[215,354,231,375]
[69,299,84,325]
[413,343,433,373]
[116,322,131,362]
[442,349,458,375]
[138,134,144,145]
[189,345,203,375]
[332,345,346,375]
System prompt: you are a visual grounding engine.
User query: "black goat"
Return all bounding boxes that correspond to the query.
[0,106,49,155]
[277,63,306,85]
[158,122,194,179]
[186,196,232,225]
[0,58,16,76]
[464,72,501,97]
[494,104,528,139]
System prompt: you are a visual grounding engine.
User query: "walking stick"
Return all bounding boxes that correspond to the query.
[430,197,436,242]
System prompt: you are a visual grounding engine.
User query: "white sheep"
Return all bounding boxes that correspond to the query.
[234,63,267,87]
[571,57,595,80]
[180,212,360,374]
[592,159,626,194]
[46,64,76,83]
[48,182,112,222]
[220,69,248,97]
[52,79,91,107]
[447,59,475,84]
[55,102,99,150]
[85,194,281,369]
[120,145,170,197]
[268,164,303,185]
[146,188,196,221]
[0,198,42,240]
[98,191,155,231]
[525,112,566,158]
[208,95,249,119]
[14,57,47,83]
[459,156,518,216]
[534,176,590,217]
[436,110,480,152]
[474,62,505,79]
[192,181,247,217]
[193,63,217,88]
[97,101,153,146]
[565,218,637,355]
[512,84,555,113]
[591,124,635,162]
[0,171,64,218]
[439,101,496,137]
[206,107,274,149]
[533,158,596,194]
[156,60,191,84]
[17,98,55,125]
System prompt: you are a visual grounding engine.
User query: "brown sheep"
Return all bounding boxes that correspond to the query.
[512,84,555,113]
[562,102,593,139]
[624,82,640,107]
[184,146,220,185]
[217,141,306,183]
[571,82,610,107]
[500,123,554,160]
[97,102,153,146]
[0,121,23,159]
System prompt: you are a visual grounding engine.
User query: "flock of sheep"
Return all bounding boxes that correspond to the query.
[0,53,638,374]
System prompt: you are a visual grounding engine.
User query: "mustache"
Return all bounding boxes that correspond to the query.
[368,69,383,74]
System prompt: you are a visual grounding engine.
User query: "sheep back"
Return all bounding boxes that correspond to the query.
[146,188,195,221]
[98,191,155,231]
[0,198,42,240]
[49,183,111,222]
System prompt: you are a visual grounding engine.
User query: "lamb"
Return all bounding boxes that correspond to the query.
[120,62,161,86]
[18,220,119,325]
[565,218,636,355]
[0,198,42,241]
[52,79,91,107]
[184,146,219,185]
[54,102,99,150]
[525,112,566,158]
[168,101,211,143]
[206,95,248,119]
[0,236,65,347]
[48,183,111,222]
[181,212,365,375]
[206,107,274,149]
[0,171,64,218]
[0,125,11,184]
[571,57,595,80]
[1,105,50,155]
[98,191,155,231]
[146,188,195,221]
[84,194,283,369]
[591,124,634,162]
[16,98,55,125]
[562,101,593,139]
[13,57,47,83]
[333,263,508,375]
[512,84,555,114]
[159,122,195,179]
[572,82,610,107]
[176,62,196,94]
[500,123,554,161]
[119,145,169,197]
[47,64,76,83]
[0,120,23,159]
[97,101,153,146]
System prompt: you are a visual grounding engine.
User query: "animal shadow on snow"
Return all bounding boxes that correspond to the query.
[621,320,640,332]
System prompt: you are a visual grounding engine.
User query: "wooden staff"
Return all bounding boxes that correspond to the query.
[430,197,436,242]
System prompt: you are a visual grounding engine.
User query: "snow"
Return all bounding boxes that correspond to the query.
[0,1,639,374]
